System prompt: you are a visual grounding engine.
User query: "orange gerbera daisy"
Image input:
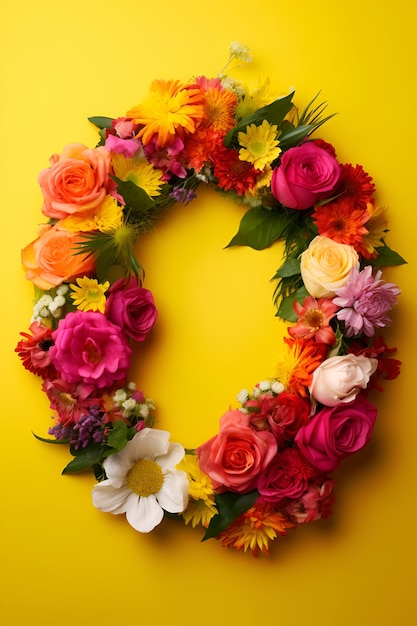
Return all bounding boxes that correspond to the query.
[276,337,327,397]
[217,501,294,556]
[312,197,370,250]
[201,86,238,133]
[127,80,205,147]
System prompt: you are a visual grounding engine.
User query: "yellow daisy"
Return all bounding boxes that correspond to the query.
[177,454,218,528]
[70,276,110,313]
[112,154,165,197]
[238,119,281,170]
[362,203,389,256]
[58,195,123,233]
[235,78,276,119]
[127,79,205,147]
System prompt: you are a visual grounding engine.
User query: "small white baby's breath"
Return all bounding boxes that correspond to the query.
[139,404,150,418]
[237,389,249,404]
[113,389,127,404]
[271,381,285,395]
[259,380,271,391]
[122,398,136,411]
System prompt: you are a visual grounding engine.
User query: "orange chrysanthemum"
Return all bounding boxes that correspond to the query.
[201,86,238,133]
[312,197,370,250]
[277,337,327,397]
[127,79,205,147]
[217,502,294,556]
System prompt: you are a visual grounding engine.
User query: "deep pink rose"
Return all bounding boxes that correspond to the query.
[245,392,310,445]
[271,142,341,210]
[105,276,158,342]
[295,394,377,472]
[49,310,131,388]
[196,409,278,493]
[258,447,318,504]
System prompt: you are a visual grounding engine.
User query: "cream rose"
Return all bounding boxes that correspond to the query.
[300,236,359,298]
[309,354,378,407]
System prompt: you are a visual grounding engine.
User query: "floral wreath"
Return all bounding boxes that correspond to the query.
[16,43,405,557]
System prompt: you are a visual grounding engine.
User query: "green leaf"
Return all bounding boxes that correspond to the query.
[370,245,407,267]
[276,257,301,278]
[276,285,309,321]
[62,445,104,474]
[88,116,114,130]
[201,490,259,541]
[224,92,294,147]
[225,207,292,250]
[112,177,155,214]
[32,431,69,445]
[107,420,129,452]
[278,124,316,150]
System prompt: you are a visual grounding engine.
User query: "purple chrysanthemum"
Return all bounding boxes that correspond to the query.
[333,265,400,337]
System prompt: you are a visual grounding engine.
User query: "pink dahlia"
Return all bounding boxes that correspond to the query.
[333,265,400,337]
[49,310,131,388]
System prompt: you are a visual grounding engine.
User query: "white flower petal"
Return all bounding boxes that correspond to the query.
[128,428,171,460]
[157,442,185,472]
[92,481,131,513]
[156,471,189,514]
[125,493,164,533]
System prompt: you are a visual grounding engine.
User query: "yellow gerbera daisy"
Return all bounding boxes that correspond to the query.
[112,154,164,197]
[70,276,110,313]
[57,195,123,233]
[127,79,205,147]
[238,119,281,170]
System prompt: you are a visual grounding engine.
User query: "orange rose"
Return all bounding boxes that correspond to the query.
[38,143,112,220]
[21,224,96,290]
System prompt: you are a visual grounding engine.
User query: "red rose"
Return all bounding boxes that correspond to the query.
[295,394,377,472]
[196,409,277,493]
[258,448,317,504]
[271,142,341,210]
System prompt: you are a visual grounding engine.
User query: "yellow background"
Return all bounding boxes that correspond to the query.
[1,1,416,624]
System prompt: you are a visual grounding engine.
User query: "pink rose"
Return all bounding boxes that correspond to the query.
[50,310,131,389]
[196,409,277,493]
[245,392,310,445]
[105,276,158,342]
[309,354,378,407]
[295,394,378,472]
[271,142,341,210]
[38,143,112,220]
[258,447,317,504]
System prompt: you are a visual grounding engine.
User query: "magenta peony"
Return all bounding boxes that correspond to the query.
[295,394,378,472]
[105,276,158,342]
[333,265,401,337]
[271,142,341,210]
[49,310,132,388]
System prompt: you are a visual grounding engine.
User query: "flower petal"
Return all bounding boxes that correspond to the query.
[92,481,131,513]
[125,493,164,533]
[156,470,189,513]
[157,442,185,472]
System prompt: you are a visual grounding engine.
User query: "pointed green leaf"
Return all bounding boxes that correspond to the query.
[201,490,258,541]
[278,124,316,149]
[226,207,291,250]
[224,92,294,147]
[62,445,104,474]
[370,245,407,267]
[276,285,309,321]
[88,116,114,130]
[112,177,155,213]
[107,420,129,452]
[32,431,69,445]
[276,257,301,278]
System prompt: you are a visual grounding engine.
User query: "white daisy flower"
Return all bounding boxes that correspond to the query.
[92,428,189,533]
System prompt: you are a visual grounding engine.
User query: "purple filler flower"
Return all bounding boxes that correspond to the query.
[333,265,400,337]
[50,310,132,388]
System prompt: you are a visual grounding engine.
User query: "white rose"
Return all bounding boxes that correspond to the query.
[309,354,378,407]
[300,236,359,298]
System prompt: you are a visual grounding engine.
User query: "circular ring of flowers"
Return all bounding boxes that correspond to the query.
[16,43,404,557]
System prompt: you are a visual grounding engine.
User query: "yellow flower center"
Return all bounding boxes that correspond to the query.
[126,459,164,496]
